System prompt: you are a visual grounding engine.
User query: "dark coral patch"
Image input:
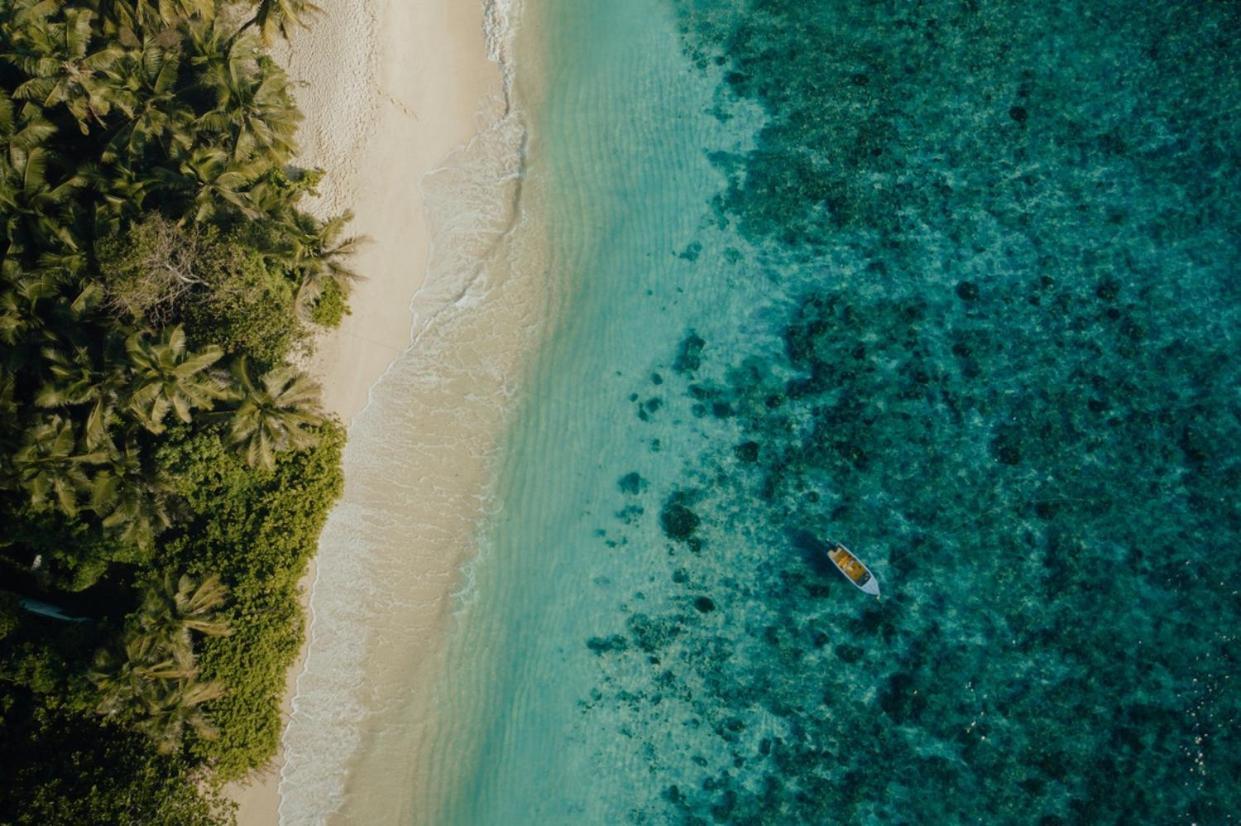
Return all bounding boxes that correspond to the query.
[615,505,644,525]
[627,612,681,653]
[834,644,864,663]
[618,472,648,495]
[587,635,629,655]
[660,494,702,542]
[734,441,760,462]
[678,241,703,261]
[674,331,706,374]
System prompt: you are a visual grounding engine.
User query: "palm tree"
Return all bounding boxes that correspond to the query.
[225,357,322,470]
[133,676,225,754]
[0,142,87,254]
[188,14,259,80]
[0,291,30,354]
[136,571,232,650]
[81,156,155,240]
[0,370,14,421]
[88,437,171,549]
[5,6,128,134]
[0,90,57,154]
[90,632,198,717]
[124,325,225,432]
[239,0,323,45]
[290,210,365,317]
[242,165,325,253]
[90,570,230,751]
[155,143,267,223]
[0,270,61,348]
[102,38,195,165]
[95,0,215,34]
[198,50,299,162]
[10,416,108,516]
[35,342,127,450]
[90,625,223,754]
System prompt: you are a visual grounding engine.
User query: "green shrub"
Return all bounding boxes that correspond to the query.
[0,0,352,809]
[181,244,303,366]
[0,593,20,641]
[310,277,351,328]
[0,703,234,826]
[98,218,304,365]
[156,423,345,778]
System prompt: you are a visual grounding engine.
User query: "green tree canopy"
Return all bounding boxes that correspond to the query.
[125,325,225,432]
[0,0,354,815]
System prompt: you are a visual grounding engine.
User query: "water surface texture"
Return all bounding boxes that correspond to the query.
[429,0,1240,823]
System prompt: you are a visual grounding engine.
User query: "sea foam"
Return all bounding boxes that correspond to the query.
[276,0,537,823]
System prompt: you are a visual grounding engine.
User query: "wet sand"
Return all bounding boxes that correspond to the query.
[227,1,503,823]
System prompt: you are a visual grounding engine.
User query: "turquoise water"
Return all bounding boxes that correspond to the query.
[431,0,1241,823]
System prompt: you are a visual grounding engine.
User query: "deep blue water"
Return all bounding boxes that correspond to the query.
[434,1,1241,823]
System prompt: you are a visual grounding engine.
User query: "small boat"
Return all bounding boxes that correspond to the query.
[825,540,880,596]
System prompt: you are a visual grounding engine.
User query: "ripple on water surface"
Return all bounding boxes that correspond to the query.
[432,0,1241,824]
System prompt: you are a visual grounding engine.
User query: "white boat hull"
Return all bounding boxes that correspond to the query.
[825,541,880,597]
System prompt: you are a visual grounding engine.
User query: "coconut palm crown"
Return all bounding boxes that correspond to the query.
[226,356,322,470]
[242,0,323,45]
[138,571,232,649]
[124,325,225,432]
[90,570,231,753]
[10,415,108,516]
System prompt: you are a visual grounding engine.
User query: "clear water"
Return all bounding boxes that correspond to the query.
[428,0,1241,823]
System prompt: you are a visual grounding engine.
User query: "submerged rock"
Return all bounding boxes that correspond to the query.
[834,644,864,663]
[660,492,701,542]
[674,331,706,373]
[618,471,648,495]
[587,634,629,655]
[627,612,682,653]
[615,504,644,525]
[734,441,760,462]
[678,241,703,261]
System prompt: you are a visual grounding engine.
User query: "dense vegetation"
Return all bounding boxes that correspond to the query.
[0,0,349,822]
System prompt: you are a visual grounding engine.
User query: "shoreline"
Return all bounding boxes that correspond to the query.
[226,1,503,823]
[274,0,552,815]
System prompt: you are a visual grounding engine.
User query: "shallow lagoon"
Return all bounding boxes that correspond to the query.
[430,1,1241,823]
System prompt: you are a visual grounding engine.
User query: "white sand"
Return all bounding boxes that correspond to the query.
[288,0,503,422]
[226,1,502,823]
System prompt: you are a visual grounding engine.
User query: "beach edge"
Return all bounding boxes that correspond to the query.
[226,2,503,824]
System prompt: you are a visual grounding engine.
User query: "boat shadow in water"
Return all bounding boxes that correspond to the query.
[787,528,836,573]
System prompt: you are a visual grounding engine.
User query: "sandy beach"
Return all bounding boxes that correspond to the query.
[226,1,503,823]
